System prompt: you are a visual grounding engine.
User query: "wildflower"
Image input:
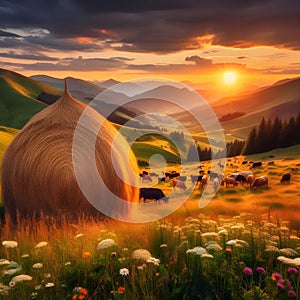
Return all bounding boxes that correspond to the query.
[75,234,84,239]
[160,244,168,248]
[186,246,207,256]
[83,252,90,258]
[201,232,218,238]
[118,286,125,294]
[288,290,297,297]
[65,261,71,266]
[44,273,51,278]
[0,259,10,266]
[21,254,29,258]
[120,268,129,276]
[35,241,48,248]
[137,265,144,270]
[45,282,55,288]
[201,253,214,259]
[72,295,78,300]
[256,267,266,274]
[272,273,282,280]
[244,267,253,276]
[79,288,88,296]
[110,252,117,259]
[11,274,33,282]
[277,283,285,290]
[132,249,152,261]
[280,248,298,257]
[277,256,294,265]
[226,240,237,246]
[32,263,43,269]
[288,267,299,275]
[146,257,160,265]
[2,241,18,248]
[97,239,116,250]
[9,281,15,288]
[293,258,300,266]
[206,243,222,251]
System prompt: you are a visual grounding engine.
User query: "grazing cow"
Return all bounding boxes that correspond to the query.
[251,162,262,169]
[280,173,291,184]
[139,188,169,202]
[250,176,268,190]
[221,177,237,188]
[172,179,187,191]
[158,177,166,182]
[242,161,248,165]
[235,174,246,185]
[165,172,180,180]
[246,175,255,186]
[268,161,275,166]
[190,175,203,185]
[1,84,139,223]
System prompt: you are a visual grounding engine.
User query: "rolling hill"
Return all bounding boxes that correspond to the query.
[0,68,61,129]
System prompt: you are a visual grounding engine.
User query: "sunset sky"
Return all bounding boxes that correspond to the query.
[1,0,300,91]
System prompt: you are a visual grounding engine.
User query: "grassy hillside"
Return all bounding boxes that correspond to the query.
[0,68,61,129]
[0,126,18,163]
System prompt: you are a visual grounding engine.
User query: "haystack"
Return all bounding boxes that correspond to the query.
[1,82,139,222]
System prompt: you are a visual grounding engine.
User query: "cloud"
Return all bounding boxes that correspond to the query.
[237,56,247,59]
[0,0,299,54]
[0,51,58,61]
[185,55,213,66]
[0,29,20,37]
[13,56,130,71]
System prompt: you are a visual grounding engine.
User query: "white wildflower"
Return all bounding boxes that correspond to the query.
[97,239,116,251]
[132,249,152,261]
[186,246,207,255]
[206,243,222,251]
[201,232,218,238]
[280,248,298,257]
[292,258,300,266]
[146,257,160,265]
[64,261,71,266]
[35,241,48,249]
[11,274,32,282]
[21,254,29,258]
[32,263,43,269]
[218,229,228,236]
[74,234,84,239]
[119,268,129,276]
[0,259,10,266]
[226,240,237,246]
[236,239,249,247]
[201,253,214,259]
[160,244,168,248]
[2,241,18,248]
[45,282,55,288]
[277,256,294,265]
[265,245,280,252]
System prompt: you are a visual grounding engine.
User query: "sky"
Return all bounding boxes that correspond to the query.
[1,0,300,91]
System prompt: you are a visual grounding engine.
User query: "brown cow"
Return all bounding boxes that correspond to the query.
[1,83,139,223]
[250,176,268,190]
[246,175,255,186]
[172,179,187,191]
[221,177,237,188]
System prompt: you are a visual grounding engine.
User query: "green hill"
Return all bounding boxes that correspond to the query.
[0,126,18,163]
[0,68,61,129]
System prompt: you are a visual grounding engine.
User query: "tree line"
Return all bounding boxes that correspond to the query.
[242,113,300,155]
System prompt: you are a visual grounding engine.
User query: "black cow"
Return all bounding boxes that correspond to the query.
[158,177,166,182]
[251,162,262,168]
[190,175,203,184]
[242,161,248,165]
[165,172,180,179]
[280,173,291,184]
[139,188,169,202]
[235,174,246,185]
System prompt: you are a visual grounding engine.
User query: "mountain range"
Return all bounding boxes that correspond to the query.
[1,68,300,141]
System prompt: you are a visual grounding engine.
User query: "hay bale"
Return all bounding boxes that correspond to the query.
[1,84,139,222]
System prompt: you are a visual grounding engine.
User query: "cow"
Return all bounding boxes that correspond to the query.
[208,170,219,181]
[280,173,291,184]
[139,174,152,182]
[250,176,268,190]
[165,172,180,180]
[190,175,203,185]
[158,177,166,182]
[246,174,255,186]
[178,176,187,182]
[235,174,246,185]
[139,188,169,202]
[172,179,187,191]
[251,162,262,169]
[242,161,248,165]
[221,177,237,188]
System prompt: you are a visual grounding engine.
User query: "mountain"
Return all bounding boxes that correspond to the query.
[92,78,120,89]
[0,68,61,129]
[31,75,105,101]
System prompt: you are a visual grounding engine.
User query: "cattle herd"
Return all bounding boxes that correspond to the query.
[139,161,292,202]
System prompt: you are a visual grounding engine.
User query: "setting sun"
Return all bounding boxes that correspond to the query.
[224,71,237,84]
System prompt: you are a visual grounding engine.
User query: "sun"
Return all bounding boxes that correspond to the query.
[224,71,237,84]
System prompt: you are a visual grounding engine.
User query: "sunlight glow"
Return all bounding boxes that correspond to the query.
[224,71,237,84]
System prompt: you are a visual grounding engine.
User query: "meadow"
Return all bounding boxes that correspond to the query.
[0,145,300,299]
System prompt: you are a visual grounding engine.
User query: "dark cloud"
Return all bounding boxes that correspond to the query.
[237,56,247,59]
[185,55,213,66]
[0,51,58,61]
[0,30,20,37]
[12,56,130,71]
[0,0,299,53]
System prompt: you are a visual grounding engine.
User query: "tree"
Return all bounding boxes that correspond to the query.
[187,142,199,162]
[242,127,257,155]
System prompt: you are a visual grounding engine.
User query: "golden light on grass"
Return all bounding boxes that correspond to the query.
[224,71,237,84]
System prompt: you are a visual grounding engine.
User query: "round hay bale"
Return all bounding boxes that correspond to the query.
[1,86,139,222]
